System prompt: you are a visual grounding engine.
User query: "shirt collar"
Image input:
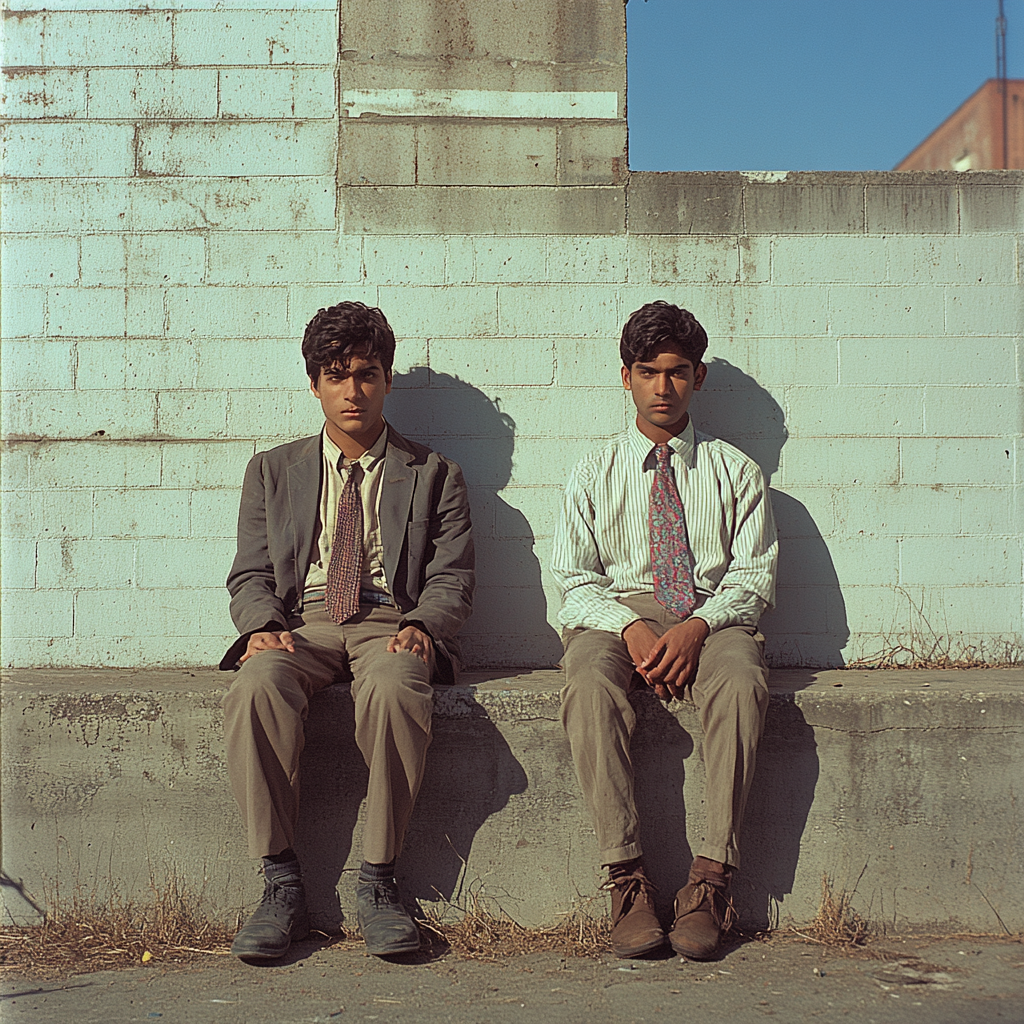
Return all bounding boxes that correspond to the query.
[322,422,389,472]
[627,417,696,469]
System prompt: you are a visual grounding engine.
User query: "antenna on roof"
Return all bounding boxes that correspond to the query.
[996,0,1008,167]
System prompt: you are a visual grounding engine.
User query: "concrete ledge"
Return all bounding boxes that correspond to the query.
[2,668,1021,935]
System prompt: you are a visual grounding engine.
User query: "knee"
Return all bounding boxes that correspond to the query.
[222,655,302,720]
[358,657,432,712]
[561,666,633,730]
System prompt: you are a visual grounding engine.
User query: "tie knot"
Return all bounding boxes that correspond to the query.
[654,444,672,469]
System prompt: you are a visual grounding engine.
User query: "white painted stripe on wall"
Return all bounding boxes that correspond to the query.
[342,89,620,120]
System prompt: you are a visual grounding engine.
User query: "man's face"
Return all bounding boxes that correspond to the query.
[311,353,392,454]
[622,345,706,441]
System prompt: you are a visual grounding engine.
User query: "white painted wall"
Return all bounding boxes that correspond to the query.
[2,2,1021,670]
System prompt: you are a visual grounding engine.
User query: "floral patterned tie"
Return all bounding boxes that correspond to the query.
[325,461,362,623]
[649,443,696,619]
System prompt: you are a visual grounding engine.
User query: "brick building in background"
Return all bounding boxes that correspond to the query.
[896,78,1024,170]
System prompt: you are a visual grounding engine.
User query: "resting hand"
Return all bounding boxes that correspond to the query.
[240,630,295,664]
[640,618,710,700]
[388,625,433,664]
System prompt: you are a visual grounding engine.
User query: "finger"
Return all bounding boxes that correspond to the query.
[279,631,295,652]
[640,635,668,670]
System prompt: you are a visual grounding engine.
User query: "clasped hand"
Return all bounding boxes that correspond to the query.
[239,625,433,665]
[623,617,710,701]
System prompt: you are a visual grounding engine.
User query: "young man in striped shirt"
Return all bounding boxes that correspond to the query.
[552,301,778,960]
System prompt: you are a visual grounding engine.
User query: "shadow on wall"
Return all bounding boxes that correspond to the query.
[692,359,849,668]
[387,366,562,669]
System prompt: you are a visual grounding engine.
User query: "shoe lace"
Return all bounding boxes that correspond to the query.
[683,878,737,934]
[602,870,658,921]
[365,882,402,909]
[261,880,301,909]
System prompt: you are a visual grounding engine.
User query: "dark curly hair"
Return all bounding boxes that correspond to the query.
[619,301,708,368]
[301,302,396,382]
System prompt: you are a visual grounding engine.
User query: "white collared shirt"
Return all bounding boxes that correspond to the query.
[551,419,778,635]
[304,423,390,596]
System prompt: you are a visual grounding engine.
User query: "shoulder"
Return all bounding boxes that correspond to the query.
[693,430,767,486]
[386,426,464,477]
[246,434,320,472]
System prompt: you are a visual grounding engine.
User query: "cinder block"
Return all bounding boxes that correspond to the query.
[1,70,86,119]
[86,68,217,119]
[0,589,73,639]
[743,183,865,234]
[0,537,37,588]
[195,339,303,389]
[286,285,381,334]
[160,441,257,489]
[900,537,1022,587]
[624,234,653,283]
[832,485,960,538]
[443,237,476,284]
[555,337,625,388]
[27,440,161,489]
[945,286,1023,336]
[47,287,125,338]
[828,286,945,337]
[901,438,1015,486]
[363,237,445,286]
[339,121,416,186]
[557,122,626,186]
[903,585,1023,634]
[189,489,241,540]
[959,184,1023,232]
[767,485,836,537]
[471,238,547,283]
[139,122,335,177]
[924,386,1023,437]
[36,538,135,589]
[1,180,131,233]
[956,486,1015,535]
[2,235,79,286]
[81,235,127,287]
[156,391,229,438]
[546,236,627,283]
[126,340,198,391]
[498,284,618,337]
[780,535,898,588]
[41,11,172,66]
[483,387,624,438]
[790,386,924,437]
[227,390,319,440]
[127,289,167,338]
[628,174,743,234]
[3,123,134,178]
[884,235,1018,285]
[341,186,625,235]
[865,185,958,234]
[343,0,624,64]
[839,337,1016,385]
[129,177,336,231]
[494,485,562,539]
[738,236,771,284]
[173,10,337,66]
[75,340,125,389]
[0,449,31,491]
[781,437,900,487]
[136,537,237,588]
[219,68,336,119]
[165,286,290,338]
[428,337,555,387]
[649,236,739,285]
[417,123,557,186]
[770,236,886,285]
[3,390,157,439]
[74,589,204,638]
[377,285,497,337]
[711,337,839,387]
[0,341,75,391]
[208,232,359,285]
[93,488,190,539]
[1,488,93,539]
[1,12,44,65]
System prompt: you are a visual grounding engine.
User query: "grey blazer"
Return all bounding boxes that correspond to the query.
[220,425,475,683]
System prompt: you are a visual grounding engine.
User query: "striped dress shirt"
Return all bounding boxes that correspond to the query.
[551,419,778,636]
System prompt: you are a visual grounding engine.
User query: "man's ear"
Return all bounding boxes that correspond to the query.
[694,362,708,391]
[309,374,321,398]
[385,369,393,395]
[621,364,632,391]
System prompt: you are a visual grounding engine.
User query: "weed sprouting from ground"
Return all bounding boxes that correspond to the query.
[789,874,869,949]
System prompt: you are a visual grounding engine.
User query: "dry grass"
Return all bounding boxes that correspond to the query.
[788,874,869,950]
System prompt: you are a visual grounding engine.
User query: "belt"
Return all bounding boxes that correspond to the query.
[303,589,395,608]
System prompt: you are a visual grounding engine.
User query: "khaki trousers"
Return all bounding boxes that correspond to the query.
[222,605,434,865]
[560,594,769,870]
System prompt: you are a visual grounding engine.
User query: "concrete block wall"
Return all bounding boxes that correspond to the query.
[2,1,1022,670]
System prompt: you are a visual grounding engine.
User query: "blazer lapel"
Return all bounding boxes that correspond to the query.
[381,435,416,590]
[286,435,323,572]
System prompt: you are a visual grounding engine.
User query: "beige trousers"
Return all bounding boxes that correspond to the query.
[560,594,769,871]
[222,605,434,865]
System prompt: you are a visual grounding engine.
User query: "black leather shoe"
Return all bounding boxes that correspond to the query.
[356,878,420,955]
[231,880,310,961]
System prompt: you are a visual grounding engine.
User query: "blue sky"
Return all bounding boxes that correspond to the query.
[626,0,1024,170]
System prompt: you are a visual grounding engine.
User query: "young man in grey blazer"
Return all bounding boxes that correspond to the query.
[220,302,474,961]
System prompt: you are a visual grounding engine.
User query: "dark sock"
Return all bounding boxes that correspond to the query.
[607,857,641,881]
[262,850,302,887]
[359,859,396,884]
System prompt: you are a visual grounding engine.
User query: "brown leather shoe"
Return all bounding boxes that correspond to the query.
[604,866,666,958]
[669,864,736,960]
